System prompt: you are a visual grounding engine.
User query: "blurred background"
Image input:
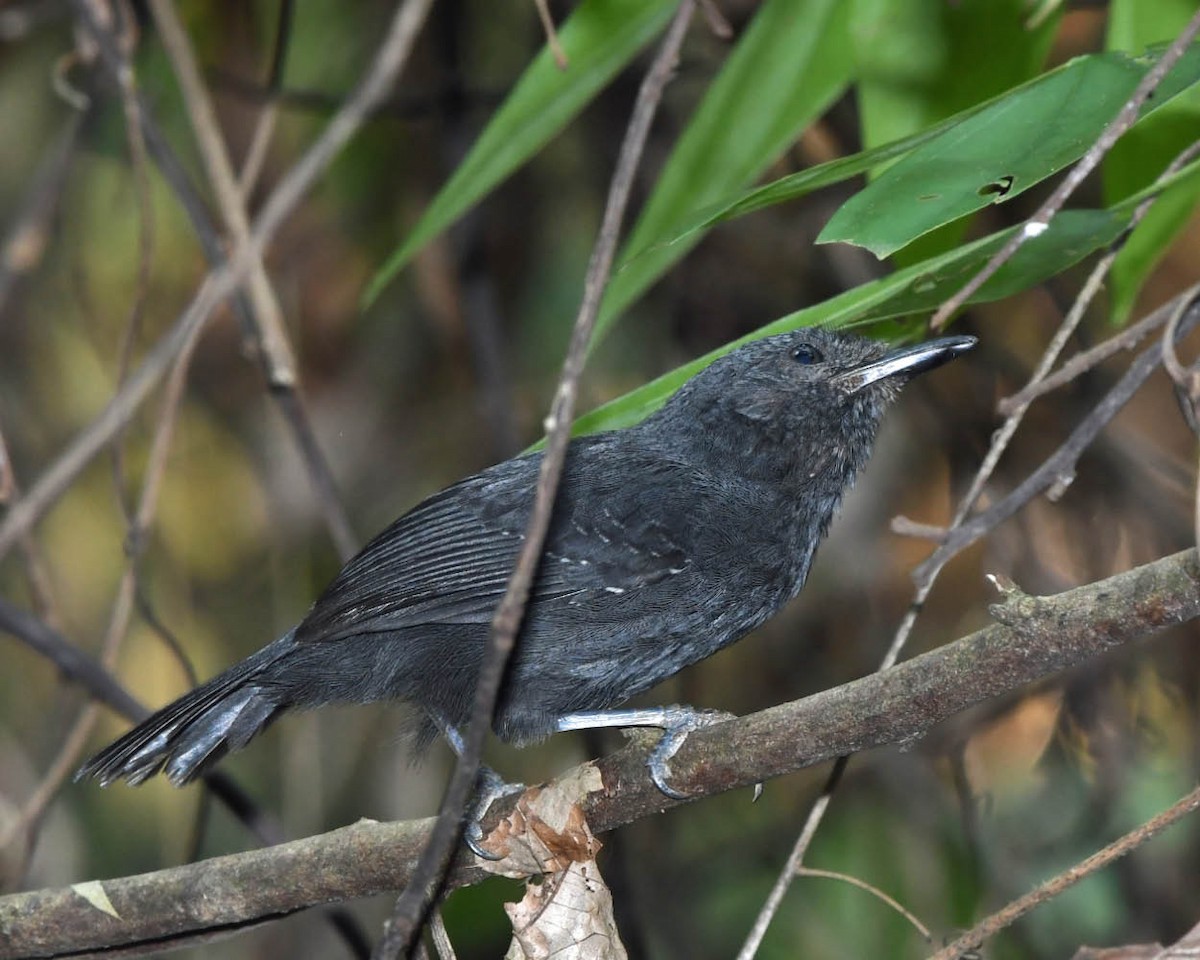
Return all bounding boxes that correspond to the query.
[1,1,1199,957]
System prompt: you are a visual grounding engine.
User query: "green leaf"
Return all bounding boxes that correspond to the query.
[571,207,1128,439]
[639,111,982,251]
[361,0,677,307]
[819,43,1200,258]
[853,0,1059,153]
[590,0,854,346]
[852,0,1059,265]
[1105,0,1200,324]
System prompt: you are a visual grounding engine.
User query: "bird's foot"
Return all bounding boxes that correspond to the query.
[464,765,524,861]
[645,706,735,800]
[556,705,754,802]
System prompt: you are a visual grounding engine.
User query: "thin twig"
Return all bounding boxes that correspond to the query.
[147,0,358,561]
[107,0,156,528]
[0,428,11,506]
[915,297,1200,582]
[429,910,457,960]
[1159,284,1200,393]
[1158,287,1200,553]
[532,0,567,70]
[998,297,1175,413]
[0,108,87,318]
[371,5,698,958]
[0,0,433,563]
[998,137,1200,415]
[0,711,93,891]
[736,785,838,960]
[927,785,1200,960]
[1,292,202,882]
[0,432,59,626]
[742,241,1087,960]
[929,7,1200,330]
[0,596,279,841]
[146,0,297,386]
[798,868,932,942]
[2,65,151,869]
[237,0,293,197]
[70,0,253,334]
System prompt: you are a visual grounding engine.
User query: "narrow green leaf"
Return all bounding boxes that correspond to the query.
[819,43,1200,258]
[361,0,677,307]
[590,0,854,345]
[1105,0,1200,324]
[639,109,984,252]
[571,208,1128,438]
[852,0,1059,265]
[853,0,1059,153]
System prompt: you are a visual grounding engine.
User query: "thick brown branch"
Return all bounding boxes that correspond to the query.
[4,550,1197,959]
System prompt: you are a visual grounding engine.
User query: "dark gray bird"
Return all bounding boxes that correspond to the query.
[78,329,974,797]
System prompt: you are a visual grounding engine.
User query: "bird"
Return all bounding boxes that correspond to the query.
[77,328,974,801]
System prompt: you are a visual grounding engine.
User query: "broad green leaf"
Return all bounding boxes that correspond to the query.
[852,0,1059,266]
[640,110,987,250]
[590,0,854,346]
[571,207,1129,438]
[819,43,1200,258]
[1105,0,1200,325]
[853,0,1058,153]
[362,0,677,307]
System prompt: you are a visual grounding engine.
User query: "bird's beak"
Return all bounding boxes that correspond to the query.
[832,335,977,393]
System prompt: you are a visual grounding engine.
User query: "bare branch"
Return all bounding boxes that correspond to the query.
[928,784,1200,960]
[3,549,1197,958]
[145,0,358,560]
[797,868,932,943]
[237,0,294,197]
[914,298,1200,583]
[146,0,296,386]
[998,295,1177,414]
[0,592,291,838]
[0,109,86,317]
[0,0,434,562]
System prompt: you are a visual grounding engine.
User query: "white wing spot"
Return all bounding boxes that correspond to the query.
[604,586,625,595]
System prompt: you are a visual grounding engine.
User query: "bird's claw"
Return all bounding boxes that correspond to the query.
[647,707,736,801]
[464,766,523,861]
[465,820,500,860]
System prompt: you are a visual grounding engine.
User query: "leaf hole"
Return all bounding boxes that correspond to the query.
[978,175,1014,199]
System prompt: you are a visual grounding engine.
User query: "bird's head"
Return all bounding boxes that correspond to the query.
[652,328,976,484]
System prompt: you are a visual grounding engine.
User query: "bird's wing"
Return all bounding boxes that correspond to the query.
[293,440,699,643]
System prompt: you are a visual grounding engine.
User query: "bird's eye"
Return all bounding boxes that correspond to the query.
[792,344,823,365]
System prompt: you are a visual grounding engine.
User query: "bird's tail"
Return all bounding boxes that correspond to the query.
[76,634,295,787]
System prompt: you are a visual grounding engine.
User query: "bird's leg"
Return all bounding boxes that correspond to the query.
[435,717,523,861]
[556,705,748,801]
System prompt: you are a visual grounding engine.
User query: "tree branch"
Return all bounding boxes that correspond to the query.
[5,549,1196,959]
